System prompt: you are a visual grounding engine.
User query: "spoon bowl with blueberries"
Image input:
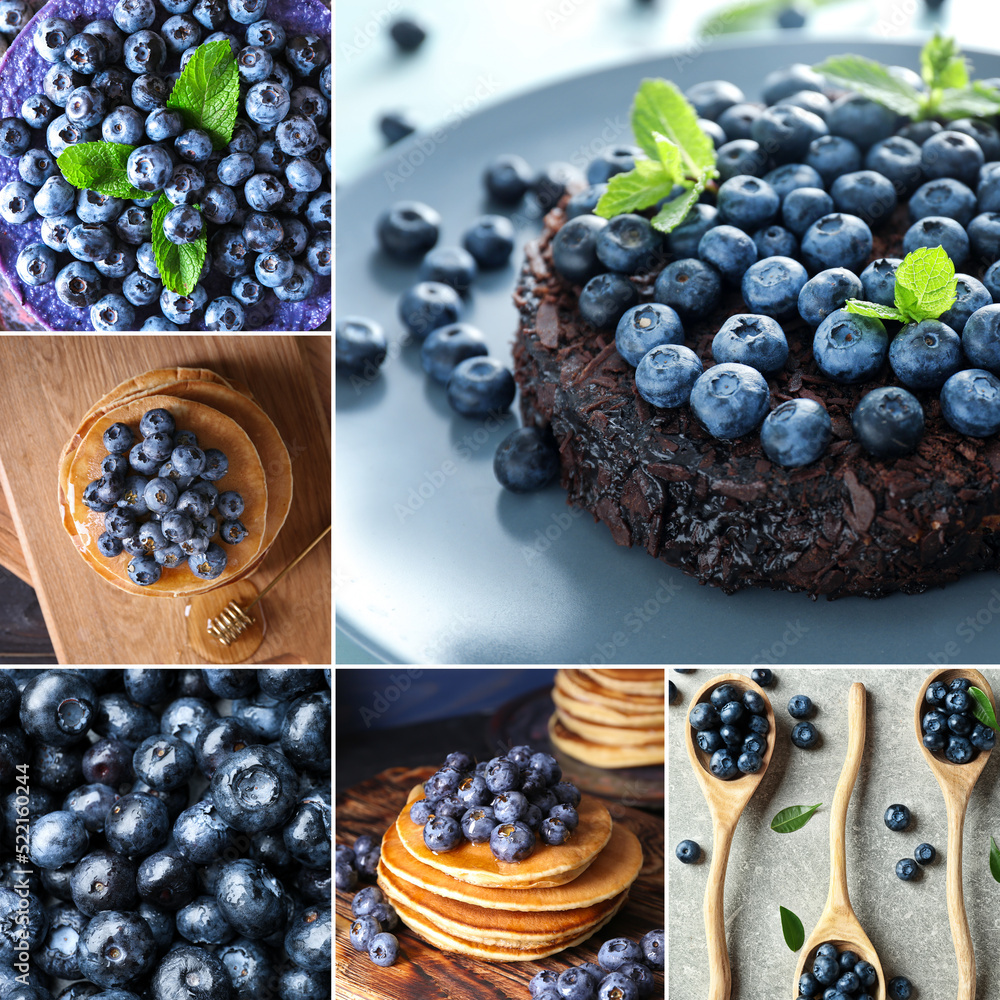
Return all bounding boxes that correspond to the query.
[684,672,776,1000]
[914,668,995,1000]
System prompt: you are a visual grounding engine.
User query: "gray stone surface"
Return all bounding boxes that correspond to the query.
[668,667,1000,998]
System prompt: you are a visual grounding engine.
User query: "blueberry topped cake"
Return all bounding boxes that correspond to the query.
[0,0,330,331]
[513,36,1000,598]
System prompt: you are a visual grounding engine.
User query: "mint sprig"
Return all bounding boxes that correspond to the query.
[779,906,804,951]
[152,194,206,296]
[166,39,239,151]
[56,143,149,200]
[815,33,1000,121]
[595,79,718,234]
[844,247,957,325]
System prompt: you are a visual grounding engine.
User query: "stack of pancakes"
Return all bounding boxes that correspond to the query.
[377,784,643,961]
[549,669,665,768]
[57,367,293,597]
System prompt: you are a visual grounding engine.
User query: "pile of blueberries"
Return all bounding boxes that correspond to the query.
[0,667,331,1000]
[884,803,938,883]
[546,63,1000,464]
[919,675,995,763]
[528,931,663,1000]
[413,747,582,860]
[797,942,880,1000]
[344,879,400,969]
[1,0,331,331]
[688,682,770,779]
[82,406,248,587]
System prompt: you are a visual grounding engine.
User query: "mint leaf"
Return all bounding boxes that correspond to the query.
[921,33,968,90]
[894,246,957,322]
[770,803,821,834]
[631,78,716,179]
[935,83,1000,119]
[650,182,704,234]
[596,163,679,217]
[813,55,923,117]
[166,39,238,150]
[991,837,1000,884]
[968,686,998,730]
[651,131,683,184]
[844,299,906,322]
[56,143,148,200]
[779,906,804,952]
[152,193,206,296]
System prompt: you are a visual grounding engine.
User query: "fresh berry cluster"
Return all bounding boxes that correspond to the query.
[919,675,995,763]
[787,693,819,749]
[1,0,330,331]
[0,667,332,1000]
[345,883,400,969]
[688,682,770,779]
[541,63,1000,464]
[797,942,879,1000]
[529,930,664,1000]
[82,406,247,587]
[412,747,581,862]
[335,831,380,890]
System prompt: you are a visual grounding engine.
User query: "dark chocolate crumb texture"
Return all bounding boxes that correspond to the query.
[514,200,1000,600]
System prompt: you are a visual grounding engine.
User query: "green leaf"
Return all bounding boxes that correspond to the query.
[813,55,923,117]
[651,131,683,184]
[921,33,968,90]
[166,39,238,150]
[595,163,679,218]
[770,803,822,833]
[650,183,704,234]
[56,143,148,200]
[631,78,716,178]
[894,246,957,322]
[844,299,906,322]
[779,906,805,952]
[152,193,206,296]
[991,837,1000,884]
[934,83,1000,119]
[969,687,999,730]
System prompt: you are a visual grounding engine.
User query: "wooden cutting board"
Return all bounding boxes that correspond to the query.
[336,766,665,1000]
[0,335,331,664]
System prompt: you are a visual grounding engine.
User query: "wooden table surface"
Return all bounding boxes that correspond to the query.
[336,765,665,1000]
[0,334,331,664]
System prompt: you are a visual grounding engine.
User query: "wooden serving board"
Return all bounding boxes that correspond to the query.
[336,766,665,1000]
[0,335,331,664]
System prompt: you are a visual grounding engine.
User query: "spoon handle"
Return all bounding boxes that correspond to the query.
[944,797,976,1000]
[826,682,866,915]
[704,812,737,1000]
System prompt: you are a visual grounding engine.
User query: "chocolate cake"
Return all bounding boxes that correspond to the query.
[513,202,1000,599]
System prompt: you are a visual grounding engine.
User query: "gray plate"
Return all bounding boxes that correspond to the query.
[336,37,1000,665]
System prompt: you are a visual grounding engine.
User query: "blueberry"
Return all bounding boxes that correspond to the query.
[366,929,397,968]
[801,212,873,273]
[689,702,720,731]
[971,722,996,751]
[210,744,297,833]
[752,104,828,164]
[761,397,832,467]
[717,175,780,231]
[712,313,788,374]
[397,281,462,340]
[791,721,818,748]
[945,735,975,764]
[902,215,969,265]
[920,128,985,187]
[828,92,898,150]
[813,309,888,384]
[884,804,911,832]
[493,427,559,493]
[764,162,824,199]
[852,386,925,457]
[812,954,839,986]
[752,224,798,259]
[16,242,59,287]
[709,748,739,779]
[865,135,923,196]
[797,267,864,327]
[90,294,135,332]
[895,858,918,881]
[782,187,835,238]
[462,214,515,269]
[34,15,76,61]
[551,213,609,283]
[126,143,172,192]
[830,169,898,227]
[939,366,1000,438]
[0,180,36,223]
[887,976,912,1000]
[596,213,664,275]
[690,362,770,439]
[788,695,814,719]
[941,274,991,335]
[481,153,533,203]
[654,258,722,321]
[741,256,808,320]
[751,668,774,687]
[75,910,155,986]
[859,257,902,307]
[888,319,963,389]
[21,94,58,129]
[446,356,515,417]
[697,224,757,285]
[910,177,976,227]
[28,810,89,868]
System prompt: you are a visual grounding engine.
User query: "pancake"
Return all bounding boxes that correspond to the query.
[580,668,665,695]
[61,395,266,597]
[553,681,664,729]
[382,890,627,961]
[553,699,665,746]
[377,863,628,945]
[395,784,611,888]
[380,817,642,911]
[558,668,665,710]
[548,714,665,768]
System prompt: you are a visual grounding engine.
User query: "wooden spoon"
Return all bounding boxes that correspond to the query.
[685,671,777,1000]
[914,667,995,1000]
[793,682,885,1000]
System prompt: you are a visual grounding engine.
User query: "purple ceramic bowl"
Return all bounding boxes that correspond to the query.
[0,0,330,330]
